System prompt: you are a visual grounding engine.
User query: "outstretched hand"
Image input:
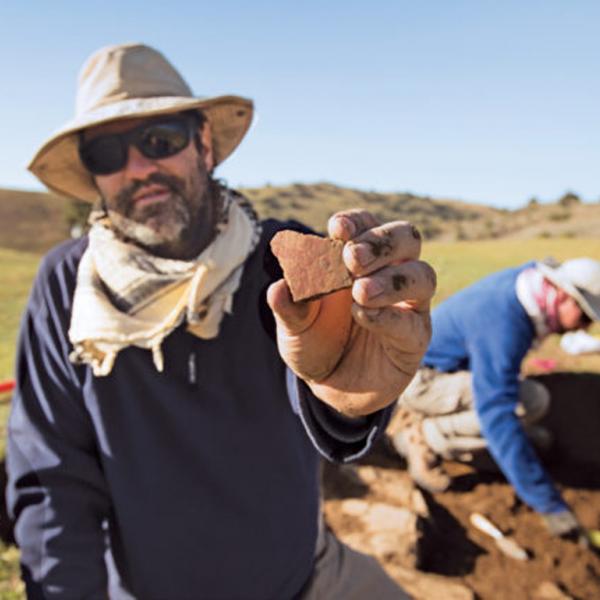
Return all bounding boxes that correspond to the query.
[267,210,436,417]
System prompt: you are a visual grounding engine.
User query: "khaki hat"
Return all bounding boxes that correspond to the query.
[538,258,600,321]
[28,43,254,202]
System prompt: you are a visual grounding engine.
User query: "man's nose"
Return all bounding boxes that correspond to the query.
[123,145,159,179]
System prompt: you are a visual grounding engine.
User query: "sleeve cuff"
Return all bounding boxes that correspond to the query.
[286,369,393,463]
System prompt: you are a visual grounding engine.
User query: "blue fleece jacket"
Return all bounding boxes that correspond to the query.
[423,263,567,514]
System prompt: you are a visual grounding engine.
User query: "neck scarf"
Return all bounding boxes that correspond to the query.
[516,265,561,340]
[68,187,261,376]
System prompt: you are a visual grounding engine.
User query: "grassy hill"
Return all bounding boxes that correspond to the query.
[2,184,599,257]
[242,182,498,239]
[243,183,600,241]
[0,188,76,253]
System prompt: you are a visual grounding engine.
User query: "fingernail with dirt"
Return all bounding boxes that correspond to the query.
[341,217,356,238]
[350,243,375,267]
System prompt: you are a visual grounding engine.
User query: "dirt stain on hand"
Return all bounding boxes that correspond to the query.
[366,231,394,258]
[392,274,408,290]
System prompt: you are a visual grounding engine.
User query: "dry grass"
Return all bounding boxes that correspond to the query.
[0,188,73,253]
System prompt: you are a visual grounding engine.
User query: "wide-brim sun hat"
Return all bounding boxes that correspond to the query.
[538,258,600,321]
[28,43,254,202]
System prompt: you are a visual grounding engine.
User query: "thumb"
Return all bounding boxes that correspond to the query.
[266,279,321,335]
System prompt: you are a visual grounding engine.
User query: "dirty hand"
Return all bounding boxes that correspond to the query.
[541,510,590,548]
[266,210,435,417]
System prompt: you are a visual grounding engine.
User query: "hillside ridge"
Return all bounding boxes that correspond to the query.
[1,183,598,253]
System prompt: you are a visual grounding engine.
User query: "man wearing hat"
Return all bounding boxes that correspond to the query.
[388,257,600,544]
[6,43,435,598]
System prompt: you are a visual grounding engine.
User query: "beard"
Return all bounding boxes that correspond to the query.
[104,163,220,260]
[108,171,191,247]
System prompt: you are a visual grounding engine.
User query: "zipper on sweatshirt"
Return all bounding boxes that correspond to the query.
[188,352,197,386]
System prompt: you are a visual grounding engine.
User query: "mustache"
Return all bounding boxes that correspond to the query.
[115,172,186,213]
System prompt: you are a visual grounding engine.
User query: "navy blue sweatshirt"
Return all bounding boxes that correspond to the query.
[7,219,391,600]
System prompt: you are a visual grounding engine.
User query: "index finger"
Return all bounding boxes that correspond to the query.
[327,209,381,242]
[342,220,422,277]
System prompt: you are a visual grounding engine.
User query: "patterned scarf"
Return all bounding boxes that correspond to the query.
[516,264,561,339]
[68,187,261,376]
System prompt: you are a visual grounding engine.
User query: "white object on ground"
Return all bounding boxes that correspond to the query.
[560,330,600,355]
[469,512,529,561]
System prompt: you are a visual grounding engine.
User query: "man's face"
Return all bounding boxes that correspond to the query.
[83,114,217,259]
[557,290,591,332]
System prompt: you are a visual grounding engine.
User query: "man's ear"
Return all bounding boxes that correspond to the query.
[196,121,214,172]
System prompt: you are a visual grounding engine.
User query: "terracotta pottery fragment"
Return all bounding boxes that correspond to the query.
[270,230,352,301]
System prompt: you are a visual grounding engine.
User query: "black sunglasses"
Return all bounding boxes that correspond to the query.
[79,115,198,176]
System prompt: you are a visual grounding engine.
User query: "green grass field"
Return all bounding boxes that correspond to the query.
[0,236,599,596]
[422,237,600,303]
[0,249,41,382]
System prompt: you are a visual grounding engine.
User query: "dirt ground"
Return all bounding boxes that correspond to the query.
[323,371,600,600]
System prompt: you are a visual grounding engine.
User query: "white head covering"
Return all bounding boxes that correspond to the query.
[537,258,600,321]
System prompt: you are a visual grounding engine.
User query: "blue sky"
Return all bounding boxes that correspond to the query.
[1,1,598,208]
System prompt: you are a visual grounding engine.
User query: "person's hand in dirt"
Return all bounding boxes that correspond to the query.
[267,209,435,417]
[542,509,590,549]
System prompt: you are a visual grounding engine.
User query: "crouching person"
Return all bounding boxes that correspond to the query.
[388,258,600,546]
